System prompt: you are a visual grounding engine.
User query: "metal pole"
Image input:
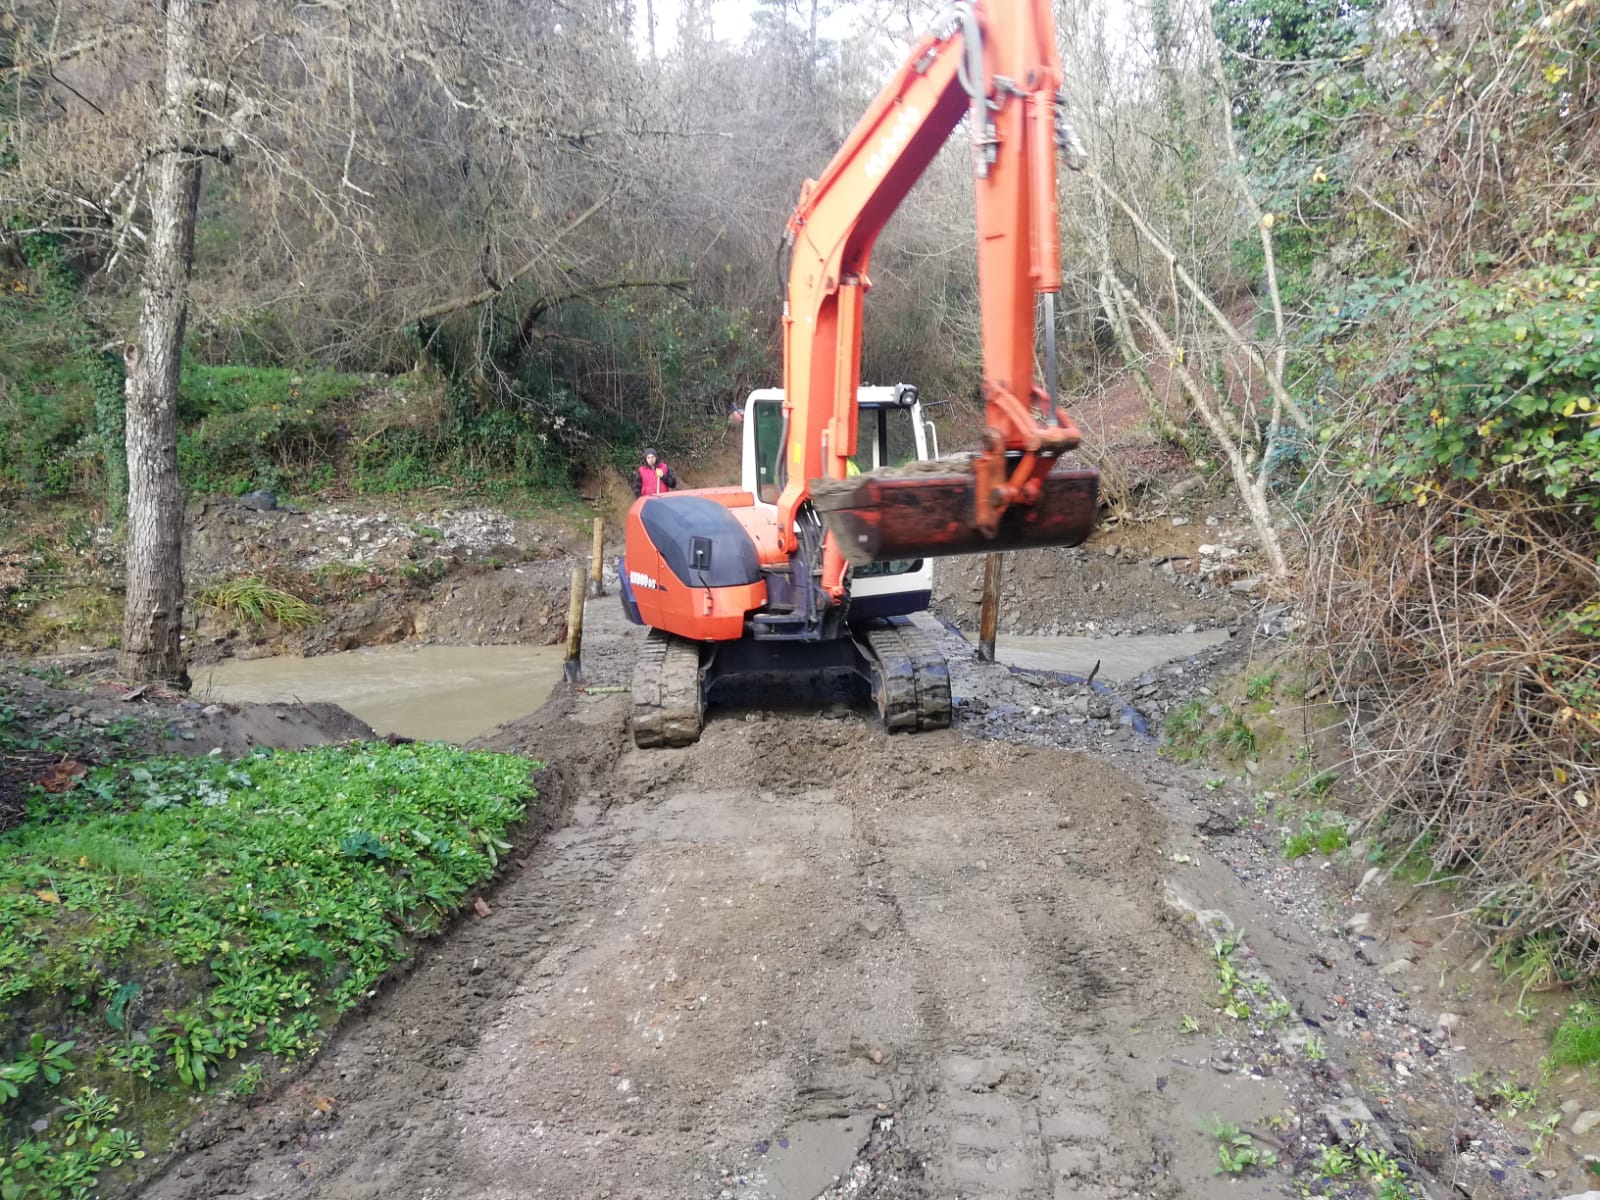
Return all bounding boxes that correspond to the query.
[977,552,1003,663]
[589,517,606,598]
[1043,292,1059,426]
[563,566,586,683]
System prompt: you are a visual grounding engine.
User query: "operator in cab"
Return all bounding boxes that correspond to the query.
[633,448,677,497]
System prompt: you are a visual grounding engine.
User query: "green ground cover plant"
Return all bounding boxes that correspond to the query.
[174,365,366,497]
[1163,699,1259,764]
[1,741,537,1198]
[1549,1001,1600,1069]
[1282,808,1352,860]
[1206,1117,1277,1175]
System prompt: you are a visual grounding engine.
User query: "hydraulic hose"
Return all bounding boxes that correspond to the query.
[933,2,990,175]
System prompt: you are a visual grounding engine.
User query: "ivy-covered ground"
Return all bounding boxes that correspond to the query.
[0,712,538,1200]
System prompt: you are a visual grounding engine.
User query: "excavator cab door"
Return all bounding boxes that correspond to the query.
[742,390,786,504]
[740,385,936,618]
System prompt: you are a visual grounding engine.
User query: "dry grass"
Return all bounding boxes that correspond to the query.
[1309,486,1600,972]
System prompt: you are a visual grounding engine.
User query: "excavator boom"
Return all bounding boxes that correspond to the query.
[779,0,1097,592]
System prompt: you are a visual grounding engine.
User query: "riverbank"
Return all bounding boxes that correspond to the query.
[0,496,595,667]
[0,669,558,1200]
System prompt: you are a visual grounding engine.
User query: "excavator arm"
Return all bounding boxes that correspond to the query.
[777,0,1097,601]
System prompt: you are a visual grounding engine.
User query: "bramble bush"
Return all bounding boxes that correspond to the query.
[1323,247,1600,523]
[175,365,361,496]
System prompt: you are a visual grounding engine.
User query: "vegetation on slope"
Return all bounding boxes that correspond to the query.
[0,725,537,1200]
[1252,0,1600,974]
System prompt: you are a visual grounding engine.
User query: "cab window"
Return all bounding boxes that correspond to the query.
[852,404,919,471]
[881,403,918,467]
[753,399,783,502]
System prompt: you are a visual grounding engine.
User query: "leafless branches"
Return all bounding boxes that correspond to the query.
[1310,487,1600,969]
[1057,0,1301,578]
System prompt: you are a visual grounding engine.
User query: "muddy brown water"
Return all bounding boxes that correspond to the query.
[997,629,1232,681]
[195,644,565,743]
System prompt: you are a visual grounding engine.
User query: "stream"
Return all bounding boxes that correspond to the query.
[194,627,1226,746]
[196,643,566,743]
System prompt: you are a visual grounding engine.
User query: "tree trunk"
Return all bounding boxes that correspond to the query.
[119,0,202,686]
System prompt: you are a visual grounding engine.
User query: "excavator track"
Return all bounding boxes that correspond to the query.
[863,622,952,734]
[631,631,706,748]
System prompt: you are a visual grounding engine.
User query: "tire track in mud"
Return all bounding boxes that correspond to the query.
[136,606,1230,1200]
[140,694,1222,1200]
[833,740,1201,1200]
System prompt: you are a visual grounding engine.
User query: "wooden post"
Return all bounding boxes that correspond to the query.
[564,566,586,683]
[977,552,1003,663]
[589,517,606,598]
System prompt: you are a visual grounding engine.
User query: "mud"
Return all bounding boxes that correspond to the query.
[0,665,377,833]
[931,541,1244,639]
[130,597,1567,1200]
[0,667,377,763]
[194,557,579,667]
[137,601,1229,1200]
[2,497,592,663]
[996,629,1234,681]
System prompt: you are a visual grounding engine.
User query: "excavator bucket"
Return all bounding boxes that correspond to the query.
[813,460,1099,567]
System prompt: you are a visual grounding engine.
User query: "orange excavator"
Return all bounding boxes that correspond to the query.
[619,0,1098,747]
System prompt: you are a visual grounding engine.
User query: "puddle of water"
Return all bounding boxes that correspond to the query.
[196,643,565,743]
[997,629,1232,682]
[751,1116,870,1199]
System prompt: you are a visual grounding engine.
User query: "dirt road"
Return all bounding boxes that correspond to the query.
[135,602,1551,1200]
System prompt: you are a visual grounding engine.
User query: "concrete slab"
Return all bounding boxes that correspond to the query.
[996,629,1232,682]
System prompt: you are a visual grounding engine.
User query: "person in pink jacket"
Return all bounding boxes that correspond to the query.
[632,448,678,497]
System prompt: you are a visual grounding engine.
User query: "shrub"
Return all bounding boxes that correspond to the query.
[176,366,359,496]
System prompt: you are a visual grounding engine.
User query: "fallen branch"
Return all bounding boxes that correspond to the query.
[1107,272,1290,579]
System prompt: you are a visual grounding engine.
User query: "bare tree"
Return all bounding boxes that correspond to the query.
[1055,0,1305,580]
[0,0,1007,683]
[119,0,203,684]
[3,0,680,679]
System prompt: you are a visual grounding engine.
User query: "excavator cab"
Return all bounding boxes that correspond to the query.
[743,385,936,618]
